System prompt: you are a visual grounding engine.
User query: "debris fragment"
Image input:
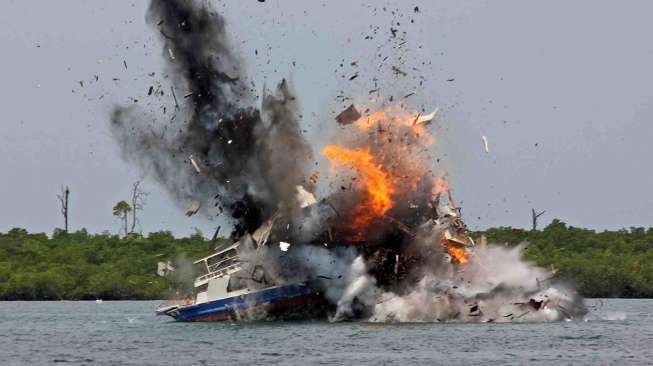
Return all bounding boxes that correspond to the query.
[216,71,239,84]
[335,104,361,125]
[308,172,319,186]
[279,241,291,252]
[527,299,545,310]
[415,108,439,125]
[185,201,201,217]
[157,260,175,276]
[481,135,489,153]
[168,48,175,60]
[170,86,179,109]
[211,226,221,241]
[391,66,407,76]
[295,185,317,208]
[189,156,201,174]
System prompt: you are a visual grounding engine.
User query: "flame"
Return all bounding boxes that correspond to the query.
[354,106,433,144]
[324,104,447,239]
[447,245,469,264]
[323,145,395,235]
[355,109,388,130]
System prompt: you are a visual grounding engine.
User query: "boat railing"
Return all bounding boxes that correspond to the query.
[206,254,239,273]
[195,263,241,285]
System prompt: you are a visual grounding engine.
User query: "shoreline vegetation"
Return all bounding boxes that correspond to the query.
[1,219,652,300]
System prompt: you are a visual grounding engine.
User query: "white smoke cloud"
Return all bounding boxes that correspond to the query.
[328,240,585,323]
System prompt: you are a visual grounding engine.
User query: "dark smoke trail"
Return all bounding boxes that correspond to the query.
[110,0,312,237]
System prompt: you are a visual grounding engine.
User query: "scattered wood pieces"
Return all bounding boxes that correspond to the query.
[189,156,201,174]
[392,66,407,76]
[279,241,291,252]
[415,108,439,125]
[185,201,201,217]
[170,86,179,109]
[335,104,361,125]
[482,135,489,153]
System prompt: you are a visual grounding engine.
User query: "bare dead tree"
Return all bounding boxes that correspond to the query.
[57,186,70,233]
[532,208,546,230]
[129,181,148,234]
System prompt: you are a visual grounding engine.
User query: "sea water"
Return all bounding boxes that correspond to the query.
[0,299,651,365]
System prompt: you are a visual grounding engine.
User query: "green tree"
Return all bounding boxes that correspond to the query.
[112,201,132,236]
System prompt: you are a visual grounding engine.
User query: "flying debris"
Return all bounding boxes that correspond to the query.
[482,135,490,153]
[185,201,201,217]
[189,156,201,174]
[414,107,439,125]
[295,185,317,208]
[157,260,175,276]
[335,104,361,125]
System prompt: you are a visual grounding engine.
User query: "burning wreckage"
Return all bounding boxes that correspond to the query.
[157,181,584,323]
[112,0,585,322]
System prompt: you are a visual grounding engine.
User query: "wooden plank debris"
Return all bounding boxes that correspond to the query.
[335,104,361,125]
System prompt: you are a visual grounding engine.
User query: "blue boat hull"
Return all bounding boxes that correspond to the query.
[162,284,328,322]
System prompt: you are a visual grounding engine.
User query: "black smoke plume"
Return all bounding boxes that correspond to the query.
[111,0,312,237]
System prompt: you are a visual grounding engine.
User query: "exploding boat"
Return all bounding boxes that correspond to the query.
[156,238,327,322]
[157,188,329,322]
[157,186,478,322]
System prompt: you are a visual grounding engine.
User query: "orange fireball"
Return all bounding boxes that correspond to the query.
[447,245,469,265]
[323,145,395,235]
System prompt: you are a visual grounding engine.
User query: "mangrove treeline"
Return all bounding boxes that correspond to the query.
[1,219,652,300]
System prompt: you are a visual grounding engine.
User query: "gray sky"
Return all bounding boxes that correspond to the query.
[1,0,652,237]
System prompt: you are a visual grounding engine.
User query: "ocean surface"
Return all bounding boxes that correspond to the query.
[0,299,650,365]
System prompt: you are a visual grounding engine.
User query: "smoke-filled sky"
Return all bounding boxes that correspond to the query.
[1,0,652,237]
